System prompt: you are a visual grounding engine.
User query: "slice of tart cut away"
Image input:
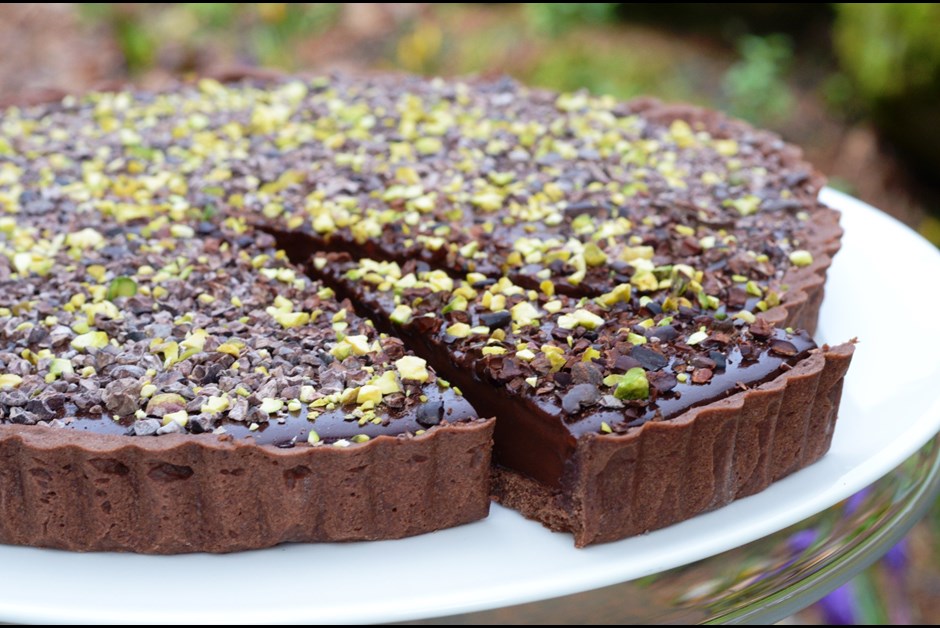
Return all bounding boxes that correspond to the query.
[313,253,854,546]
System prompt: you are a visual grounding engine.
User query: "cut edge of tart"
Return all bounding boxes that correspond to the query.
[492,341,854,547]
[312,252,855,546]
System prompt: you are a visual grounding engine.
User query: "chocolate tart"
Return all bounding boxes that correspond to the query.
[0,217,492,552]
[0,71,852,550]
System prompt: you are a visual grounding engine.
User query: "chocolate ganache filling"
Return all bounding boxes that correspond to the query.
[313,254,817,487]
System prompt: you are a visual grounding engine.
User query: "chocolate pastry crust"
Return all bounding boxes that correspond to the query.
[0,419,492,553]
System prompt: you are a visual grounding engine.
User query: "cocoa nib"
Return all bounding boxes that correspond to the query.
[562,384,600,414]
[102,378,142,416]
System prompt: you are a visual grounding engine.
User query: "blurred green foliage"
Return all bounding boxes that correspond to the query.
[524,3,619,36]
[80,3,340,72]
[834,3,940,101]
[722,34,794,124]
[833,3,940,180]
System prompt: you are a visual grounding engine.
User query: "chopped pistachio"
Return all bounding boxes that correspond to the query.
[789,250,814,267]
[170,224,195,239]
[687,330,709,345]
[541,345,567,372]
[445,322,472,338]
[65,228,104,250]
[0,374,23,390]
[352,385,378,405]
[307,430,321,445]
[201,395,230,414]
[299,385,316,403]
[614,367,650,400]
[217,341,244,356]
[728,195,761,216]
[267,308,310,329]
[516,348,536,361]
[47,358,74,380]
[597,283,632,307]
[390,304,413,325]
[582,347,601,362]
[374,371,402,395]
[557,309,605,330]
[106,276,137,301]
[71,331,109,351]
[510,301,542,327]
[260,398,285,414]
[162,410,189,427]
[582,242,608,267]
[395,355,430,382]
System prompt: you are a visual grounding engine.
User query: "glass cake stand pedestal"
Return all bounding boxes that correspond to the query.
[410,436,940,625]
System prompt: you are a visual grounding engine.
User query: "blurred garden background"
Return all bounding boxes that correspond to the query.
[1,3,939,623]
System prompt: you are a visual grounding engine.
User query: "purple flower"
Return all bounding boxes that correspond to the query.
[844,487,870,516]
[818,583,857,625]
[788,528,817,554]
[883,537,909,576]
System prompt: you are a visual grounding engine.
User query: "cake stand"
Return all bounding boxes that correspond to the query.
[409,436,940,624]
[0,190,938,625]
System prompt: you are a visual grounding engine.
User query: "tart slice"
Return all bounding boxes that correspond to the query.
[0,219,492,553]
[316,254,853,546]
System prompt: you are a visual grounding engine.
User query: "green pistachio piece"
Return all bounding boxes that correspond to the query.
[373,370,402,395]
[0,374,23,390]
[395,356,429,382]
[260,398,284,414]
[267,308,310,329]
[201,395,230,414]
[614,367,649,400]
[582,242,608,267]
[510,301,542,327]
[557,309,605,330]
[357,385,383,405]
[516,348,536,361]
[47,358,74,379]
[445,322,472,338]
[71,331,109,351]
[162,410,189,427]
[106,276,137,301]
[390,304,413,325]
[789,250,814,267]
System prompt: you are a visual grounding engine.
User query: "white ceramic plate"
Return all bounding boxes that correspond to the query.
[2,189,940,625]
